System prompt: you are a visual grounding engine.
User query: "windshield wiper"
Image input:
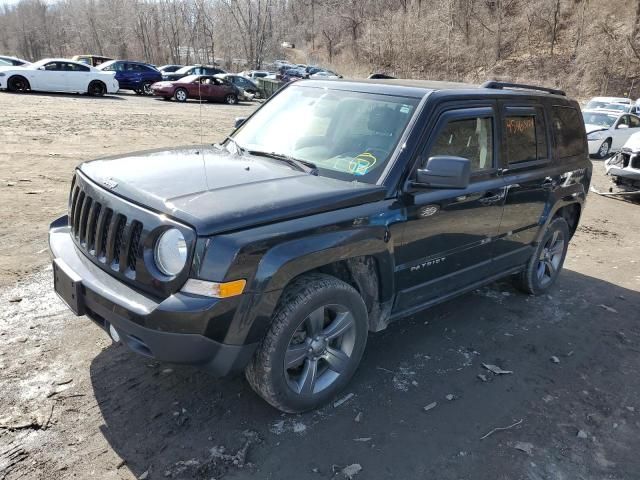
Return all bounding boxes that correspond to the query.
[246,150,318,175]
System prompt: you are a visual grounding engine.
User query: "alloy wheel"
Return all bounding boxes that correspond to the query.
[284,304,356,395]
[599,140,610,158]
[536,229,565,287]
[9,77,28,92]
[176,90,187,102]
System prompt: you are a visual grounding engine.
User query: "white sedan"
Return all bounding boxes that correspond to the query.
[0,58,119,96]
[582,109,640,158]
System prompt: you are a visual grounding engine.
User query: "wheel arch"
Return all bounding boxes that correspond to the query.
[238,230,396,345]
[7,74,30,90]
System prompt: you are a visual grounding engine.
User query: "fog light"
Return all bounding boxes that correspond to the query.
[109,324,121,343]
[181,278,246,298]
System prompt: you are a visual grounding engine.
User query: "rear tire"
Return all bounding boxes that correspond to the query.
[225,93,238,105]
[7,75,30,93]
[245,273,368,413]
[87,80,106,97]
[174,88,188,102]
[513,217,570,295]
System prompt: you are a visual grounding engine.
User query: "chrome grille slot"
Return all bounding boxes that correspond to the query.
[78,196,92,245]
[111,215,127,269]
[87,203,101,253]
[98,209,113,260]
[128,221,143,272]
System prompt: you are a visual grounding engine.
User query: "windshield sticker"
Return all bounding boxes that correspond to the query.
[350,152,377,175]
[400,105,411,114]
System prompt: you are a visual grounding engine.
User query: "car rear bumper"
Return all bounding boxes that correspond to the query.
[48,216,258,376]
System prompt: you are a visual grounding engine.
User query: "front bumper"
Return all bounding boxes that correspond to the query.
[49,217,257,376]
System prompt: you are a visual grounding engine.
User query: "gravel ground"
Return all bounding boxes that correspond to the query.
[1,90,639,480]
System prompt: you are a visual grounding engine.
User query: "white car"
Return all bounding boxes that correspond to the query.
[0,58,119,96]
[600,102,640,114]
[604,132,640,188]
[310,71,341,79]
[582,109,640,158]
[585,96,632,110]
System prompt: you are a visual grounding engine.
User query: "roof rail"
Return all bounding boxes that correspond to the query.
[481,80,566,96]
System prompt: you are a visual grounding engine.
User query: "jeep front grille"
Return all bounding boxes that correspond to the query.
[67,171,196,299]
[69,186,142,275]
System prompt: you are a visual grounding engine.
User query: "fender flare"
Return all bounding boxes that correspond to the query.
[235,228,395,344]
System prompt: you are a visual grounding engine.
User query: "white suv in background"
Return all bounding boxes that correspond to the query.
[582,109,640,158]
[585,96,632,110]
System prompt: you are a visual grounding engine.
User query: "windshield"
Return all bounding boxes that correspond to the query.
[602,103,627,112]
[583,112,617,127]
[175,66,194,74]
[96,60,115,70]
[177,75,199,83]
[232,85,419,183]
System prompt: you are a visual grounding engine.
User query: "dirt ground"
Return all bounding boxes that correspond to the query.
[1,91,639,480]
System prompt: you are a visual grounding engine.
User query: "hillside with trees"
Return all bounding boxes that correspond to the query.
[2,0,640,98]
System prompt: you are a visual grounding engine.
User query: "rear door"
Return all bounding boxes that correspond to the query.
[393,104,507,314]
[493,102,554,270]
[61,62,92,92]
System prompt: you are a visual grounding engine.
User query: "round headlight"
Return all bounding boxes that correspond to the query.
[154,228,187,276]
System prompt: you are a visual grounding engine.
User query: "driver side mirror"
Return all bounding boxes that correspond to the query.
[617,123,629,129]
[37,66,45,70]
[414,156,471,189]
[234,117,247,128]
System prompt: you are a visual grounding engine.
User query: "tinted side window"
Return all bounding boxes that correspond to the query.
[551,106,585,158]
[429,117,494,171]
[630,115,640,128]
[67,63,89,72]
[505,108,548,163]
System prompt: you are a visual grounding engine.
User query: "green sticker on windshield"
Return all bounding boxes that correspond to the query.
[350,152,377,175]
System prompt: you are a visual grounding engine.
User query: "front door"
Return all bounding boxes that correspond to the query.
[393,105,506,315]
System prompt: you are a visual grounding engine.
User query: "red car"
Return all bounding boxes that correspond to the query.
[151,75,239,104]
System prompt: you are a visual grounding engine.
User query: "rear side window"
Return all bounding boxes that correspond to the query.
[504,107,548,163]
[551,106,585,158]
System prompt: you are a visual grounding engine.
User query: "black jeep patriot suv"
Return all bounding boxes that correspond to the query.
[50,79,591,412]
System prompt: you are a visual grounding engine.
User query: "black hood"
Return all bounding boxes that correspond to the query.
[79,146,386,236]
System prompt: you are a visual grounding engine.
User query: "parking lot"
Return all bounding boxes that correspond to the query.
[1,91,640,480]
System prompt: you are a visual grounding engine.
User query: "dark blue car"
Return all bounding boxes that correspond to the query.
[97,60,162,95]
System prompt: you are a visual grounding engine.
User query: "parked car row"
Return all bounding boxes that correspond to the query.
[0,55,255,104]
[0,58,119,95]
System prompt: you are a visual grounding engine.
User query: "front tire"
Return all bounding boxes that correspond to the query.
[513,217,569,295]
[224,93,238,105]
[141,81,153,95]
[245,273,368,413]
[87,80,106,97]
[595,139,611,159]
[174,88,188,102]
[7,75,30,93]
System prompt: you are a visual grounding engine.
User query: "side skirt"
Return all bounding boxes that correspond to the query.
[388,265,524,322]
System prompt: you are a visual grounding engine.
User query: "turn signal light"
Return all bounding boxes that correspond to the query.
[181,278,246,298]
